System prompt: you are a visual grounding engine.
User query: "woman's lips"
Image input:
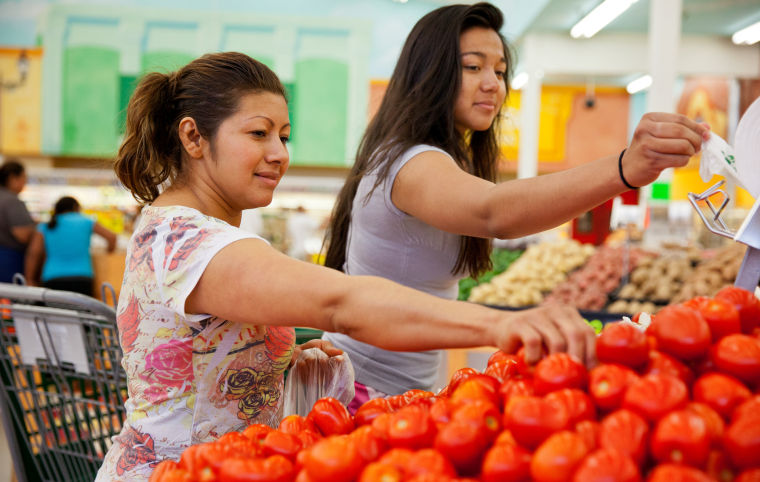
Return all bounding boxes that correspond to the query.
[255,172,279,187]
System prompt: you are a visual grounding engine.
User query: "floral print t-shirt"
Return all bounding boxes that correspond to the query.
[96,205,295,481]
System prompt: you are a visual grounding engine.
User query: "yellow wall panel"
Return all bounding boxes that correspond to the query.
[0,48,42,155]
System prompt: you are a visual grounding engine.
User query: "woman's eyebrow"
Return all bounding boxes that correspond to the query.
[461,51,506,63]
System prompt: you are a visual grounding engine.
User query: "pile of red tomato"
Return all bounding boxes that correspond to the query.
[151,286,760,482]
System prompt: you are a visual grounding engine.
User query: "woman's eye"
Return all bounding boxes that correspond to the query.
[280,136,290,144]
[495,70,505,78]
[464,65,480,72]
[250,130,266,138]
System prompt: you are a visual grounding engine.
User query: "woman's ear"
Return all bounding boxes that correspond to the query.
[178,117,204,159]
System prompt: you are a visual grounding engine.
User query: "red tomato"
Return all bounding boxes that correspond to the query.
[307,397,355,436]
[706,450,736,482]
[429,397,454,426]
[685,402,725,447]
[487,349,518,367]
[711,334,760,384]
[149,460,182,482]
[304,436,364,482]
[447,367,479,394]
[480,443,532,482]
[278,414,317,435]
[485,358,525,383]
[596,322,649,368]
[736,469,760,482]
[377,448,414,473]
[644,350,695,386]
[622,373,688,422]
[385,394,408,411]
[451,399,502,443]
[646,463,714,482]
[649,304,712,360]
[296,430,320,450]
[598,409,649,466]
[434,420,489,474]
[683,296,742,341]
[242,424,275,447]
[692,372,752,420]
[449,374,500,407]
[503,395,569,450]
[218,455,296,482]
[263,431,302,461]
[589,363,639,411]
[574,420,600,451]
[498,378,535,406]
[387,405,436,450]
[404,448,456,479]
[533,353,588,395]
[403,389,434,403]
[572,448,641,482]
[545,388,596,426]
[651,410,710,467]
[530,430,589,482]
[724,413,760,469]
[715,286,760,334]
[370,412,392,442]
[731,395,760,424]
[350,425,387,463]
[358,462,402,482]
[354,398,393,427]
[493,429,519,446]
[151,468,193,482]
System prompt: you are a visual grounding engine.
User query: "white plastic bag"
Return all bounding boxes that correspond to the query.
[282,347,355,417]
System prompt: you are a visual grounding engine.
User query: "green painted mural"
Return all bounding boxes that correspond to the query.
[42,5,370,166]
[62,46,120,155]
[291,59,348,165]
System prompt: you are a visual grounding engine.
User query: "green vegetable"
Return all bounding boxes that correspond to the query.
[457,249,523,300]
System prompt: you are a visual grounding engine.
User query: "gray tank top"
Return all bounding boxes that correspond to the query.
[323,144,463,395]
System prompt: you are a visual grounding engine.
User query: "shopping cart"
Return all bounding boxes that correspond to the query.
[0,282,126,482]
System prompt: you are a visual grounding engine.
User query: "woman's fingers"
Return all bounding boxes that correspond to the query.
[500,305,598,368]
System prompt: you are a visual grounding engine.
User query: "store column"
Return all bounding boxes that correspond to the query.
[647,0,681,113]
[517,65,542,180]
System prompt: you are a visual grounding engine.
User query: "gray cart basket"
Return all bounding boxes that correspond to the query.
[0,282,126,482]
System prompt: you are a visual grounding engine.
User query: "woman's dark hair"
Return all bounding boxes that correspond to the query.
[48,196,80,230]
[323,2,513,277]
[115,52,287,204]
[0,160,25,188]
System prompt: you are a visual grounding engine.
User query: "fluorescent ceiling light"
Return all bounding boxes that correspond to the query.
[626,74,652,94]
[571,0,640,39]
[511,71,528,90]
[732,21,760,45]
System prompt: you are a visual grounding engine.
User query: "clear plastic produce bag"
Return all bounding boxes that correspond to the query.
[282,347,355,418]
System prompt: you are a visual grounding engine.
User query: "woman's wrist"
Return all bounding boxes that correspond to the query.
[617,148,638,190]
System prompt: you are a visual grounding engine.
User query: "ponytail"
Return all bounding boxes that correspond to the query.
[323,165,364,271]
[115,72,182,204]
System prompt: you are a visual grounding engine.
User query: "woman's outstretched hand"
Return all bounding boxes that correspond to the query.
[622,113,711,188]
[492,303,598,368]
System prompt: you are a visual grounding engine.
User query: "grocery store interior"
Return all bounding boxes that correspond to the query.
[1,0,760,480]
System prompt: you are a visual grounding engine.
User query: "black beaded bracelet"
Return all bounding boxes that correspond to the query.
[618,148,638,190]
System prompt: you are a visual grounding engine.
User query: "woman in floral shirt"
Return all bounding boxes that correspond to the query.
[97,51,597,481]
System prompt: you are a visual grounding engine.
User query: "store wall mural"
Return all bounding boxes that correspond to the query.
[39,4,370,166]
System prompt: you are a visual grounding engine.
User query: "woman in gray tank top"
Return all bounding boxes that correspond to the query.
[323,2,709,410]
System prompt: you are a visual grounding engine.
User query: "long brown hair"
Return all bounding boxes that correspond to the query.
[115,52,287,204]
[323,2,513,277]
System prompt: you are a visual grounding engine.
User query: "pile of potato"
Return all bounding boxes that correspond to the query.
[605,254,693,314]
[671,242,746,302]
[468,239,595,307]
[544,245,655,311]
